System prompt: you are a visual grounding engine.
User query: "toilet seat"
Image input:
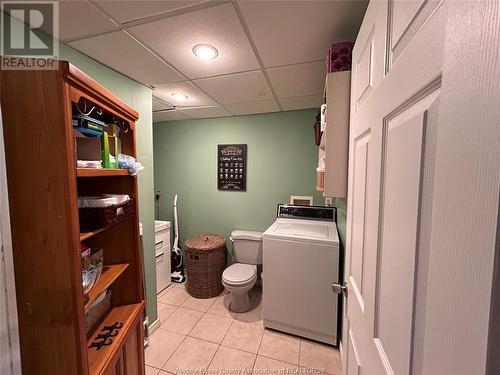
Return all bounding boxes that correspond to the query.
[222,263,257,286]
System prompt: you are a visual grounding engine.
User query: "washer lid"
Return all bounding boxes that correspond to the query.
[223,263,256,284]
[263,219,339,245]
[231,230,263,241]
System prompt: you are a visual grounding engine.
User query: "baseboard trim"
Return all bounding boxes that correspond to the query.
[148,317,161,335]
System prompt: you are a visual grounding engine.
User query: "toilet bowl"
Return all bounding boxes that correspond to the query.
[222,230,263,313]
[222,263,257,312]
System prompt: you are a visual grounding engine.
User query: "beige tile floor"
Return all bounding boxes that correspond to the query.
[146,283,341,375]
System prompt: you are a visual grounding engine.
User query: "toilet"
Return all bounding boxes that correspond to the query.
[222,230,263,313]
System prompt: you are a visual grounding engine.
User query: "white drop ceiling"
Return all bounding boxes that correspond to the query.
[54,0,367,122]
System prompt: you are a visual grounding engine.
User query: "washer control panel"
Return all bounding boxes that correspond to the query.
[277,204,335,222]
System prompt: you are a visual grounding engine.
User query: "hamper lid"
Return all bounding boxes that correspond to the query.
[185,234,225,250]
[230,230,263,241]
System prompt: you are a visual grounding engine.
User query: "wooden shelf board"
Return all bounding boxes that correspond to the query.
[80,228,106,241]
[87,302,144,375]
[77,168,130,177]
[85,264,129,310]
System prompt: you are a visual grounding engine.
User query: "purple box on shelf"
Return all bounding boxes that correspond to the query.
[326,42,354,73]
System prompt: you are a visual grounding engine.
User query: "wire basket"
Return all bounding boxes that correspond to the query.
[79,199,134,231]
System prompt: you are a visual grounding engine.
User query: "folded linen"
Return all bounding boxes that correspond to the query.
[77,160,103,169]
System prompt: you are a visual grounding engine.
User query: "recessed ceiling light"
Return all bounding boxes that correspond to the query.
[193,44,218,60]
[171,92,188,101]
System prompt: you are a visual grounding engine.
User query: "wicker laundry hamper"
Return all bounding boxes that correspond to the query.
[185,234,227,298]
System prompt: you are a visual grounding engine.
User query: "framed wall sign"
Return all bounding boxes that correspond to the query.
[217,144,247,191]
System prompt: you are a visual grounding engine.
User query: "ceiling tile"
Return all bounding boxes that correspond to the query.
[69,31,183,85]
[279,95,323,111]
[193,71,273,104]
[153,82,216,107]
[128,3,260,79]
[238,0,367,67]
[95,1,203,23]
[153,111,190,123]
[225,100,279,116]
[179,106,231,119]
[267,61,325,98]
[58,0,119,41]
[153,97,173,111]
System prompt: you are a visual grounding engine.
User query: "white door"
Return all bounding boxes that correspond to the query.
[343,1,500,374]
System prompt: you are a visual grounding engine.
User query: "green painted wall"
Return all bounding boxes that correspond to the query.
[59,45,157,324]
[4,14,158,324]
[153,109,327,258]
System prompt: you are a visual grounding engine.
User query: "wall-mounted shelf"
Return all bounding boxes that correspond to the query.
[319,71,351,197]
[85,264,130,310]
[77,168,130,177]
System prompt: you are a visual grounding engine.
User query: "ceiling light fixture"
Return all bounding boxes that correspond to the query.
[171,92,188,101]
[193,44,219,60]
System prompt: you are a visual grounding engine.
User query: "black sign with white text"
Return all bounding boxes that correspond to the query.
[217,144,247,191]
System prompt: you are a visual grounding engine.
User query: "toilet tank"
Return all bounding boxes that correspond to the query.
[230,230,263,265]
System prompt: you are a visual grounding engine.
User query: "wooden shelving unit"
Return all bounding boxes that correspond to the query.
[1,61,145,375]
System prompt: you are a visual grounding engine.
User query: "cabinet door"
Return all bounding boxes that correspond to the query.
[103,361,119,375]
[122,319,144,375]
[100,317,144,375]
[116,354,125,375]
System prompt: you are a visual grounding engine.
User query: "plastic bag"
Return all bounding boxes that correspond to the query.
[118,153,144,176]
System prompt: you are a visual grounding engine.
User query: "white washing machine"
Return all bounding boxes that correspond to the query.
[155,220,171,294]
[263,204,340,345]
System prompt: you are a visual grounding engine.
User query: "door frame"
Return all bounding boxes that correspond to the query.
[0,101,22,375]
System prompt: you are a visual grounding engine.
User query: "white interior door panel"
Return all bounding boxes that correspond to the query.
[343,1,500,374]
